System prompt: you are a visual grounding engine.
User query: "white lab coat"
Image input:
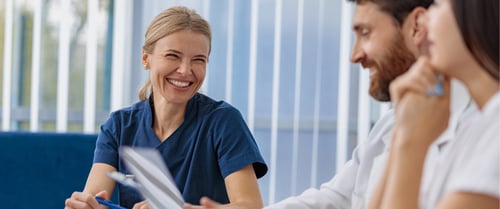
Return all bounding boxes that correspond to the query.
[264,80,473,209]
[420,92,499,209]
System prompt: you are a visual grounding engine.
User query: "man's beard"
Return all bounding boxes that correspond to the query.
[366,34,416,102]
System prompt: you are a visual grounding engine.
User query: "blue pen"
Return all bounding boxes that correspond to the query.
[95,196,127,209]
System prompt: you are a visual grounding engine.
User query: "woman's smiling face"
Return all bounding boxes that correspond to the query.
[143,29,210,105]
[425,0,471,75]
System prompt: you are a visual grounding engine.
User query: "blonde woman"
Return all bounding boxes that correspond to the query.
[65,6,267,209]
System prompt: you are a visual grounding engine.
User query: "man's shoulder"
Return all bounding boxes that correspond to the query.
[366,109,395,143]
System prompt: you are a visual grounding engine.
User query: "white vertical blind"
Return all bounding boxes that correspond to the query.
[29,0,43,131]
[56,0,72,132]
[268,0,283,203]
[311,0,325,188]
[111,0,134,111]
[224,0,235,103]
[2,0,13,131]
[291,0,305,195]
[83,0,99,133]
[247,0,259,132]
[336,0,353,172]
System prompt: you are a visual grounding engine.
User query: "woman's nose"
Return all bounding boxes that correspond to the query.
[176,60,192,75]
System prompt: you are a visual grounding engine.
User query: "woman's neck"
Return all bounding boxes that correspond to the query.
[150,96,186,141]
[459,67,500,110]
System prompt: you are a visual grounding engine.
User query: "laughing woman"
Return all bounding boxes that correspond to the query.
[65,6,267,209]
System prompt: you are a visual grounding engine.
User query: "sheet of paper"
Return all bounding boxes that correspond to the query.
[120,147,184,209]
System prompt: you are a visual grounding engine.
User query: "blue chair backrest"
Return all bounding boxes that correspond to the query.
[0,132,98,209]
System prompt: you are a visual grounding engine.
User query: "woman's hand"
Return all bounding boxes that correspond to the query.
[389,57,451,147]
[390,57,445,104]
[64,191,108,209]
[65,164,116,209]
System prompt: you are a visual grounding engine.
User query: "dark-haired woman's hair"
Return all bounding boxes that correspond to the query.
[451,0,499,80]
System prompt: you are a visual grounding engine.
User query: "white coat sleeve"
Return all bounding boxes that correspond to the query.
[263,110,395,209]
[263,146,362,209]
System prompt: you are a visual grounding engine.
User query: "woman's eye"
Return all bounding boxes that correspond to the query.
[193,58,207,63]
[165,54,179,59]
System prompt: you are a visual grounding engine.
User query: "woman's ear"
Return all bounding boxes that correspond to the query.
[142,51,150,69]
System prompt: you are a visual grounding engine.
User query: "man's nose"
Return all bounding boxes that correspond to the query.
[350,43,365,63]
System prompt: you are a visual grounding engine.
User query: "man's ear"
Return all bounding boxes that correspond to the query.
[402,7,428,55]
[410,7,428,47]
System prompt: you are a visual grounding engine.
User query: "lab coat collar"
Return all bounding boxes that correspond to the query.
[434,80,473,150]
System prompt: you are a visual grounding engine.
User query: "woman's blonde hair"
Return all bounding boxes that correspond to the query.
[138,6,212,100]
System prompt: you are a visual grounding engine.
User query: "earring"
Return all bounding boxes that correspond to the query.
[143,63,148,68]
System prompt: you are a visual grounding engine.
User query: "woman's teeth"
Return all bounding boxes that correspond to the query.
[168,79,190,87]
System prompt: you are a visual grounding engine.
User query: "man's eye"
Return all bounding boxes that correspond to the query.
[360,29,369,37]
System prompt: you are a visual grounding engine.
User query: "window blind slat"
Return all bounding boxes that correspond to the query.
[111,0,133,111]
[336,1,353,172]
[269,0,283,203]
[247,0,259,132]
[29,0,43,131]
[291,0,305,195]
[311,0,325,188]
[56,0,72,132]
[2,0,14,131]
[225,0,235,103]
[83,0,99,133]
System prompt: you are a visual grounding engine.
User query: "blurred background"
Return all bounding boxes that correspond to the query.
[0,0,390,205]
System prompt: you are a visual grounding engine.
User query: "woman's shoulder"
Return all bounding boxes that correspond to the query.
[107,99,151,120]
[191,93,240,115]
[481,91,500,117]
[445,102,500,199]
[471,92,500,141]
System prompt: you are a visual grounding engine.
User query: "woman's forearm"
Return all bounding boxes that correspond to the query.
[367,148,391,209]
[381,130,431,209]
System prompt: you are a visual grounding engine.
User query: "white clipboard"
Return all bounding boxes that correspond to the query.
[109,147,184,209]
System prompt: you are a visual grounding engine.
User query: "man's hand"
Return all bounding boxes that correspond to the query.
[184,197,233,209]
[132,200,150,209]
[184,197,258,209]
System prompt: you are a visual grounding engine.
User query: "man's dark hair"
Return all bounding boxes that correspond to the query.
[347,0,434,25]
